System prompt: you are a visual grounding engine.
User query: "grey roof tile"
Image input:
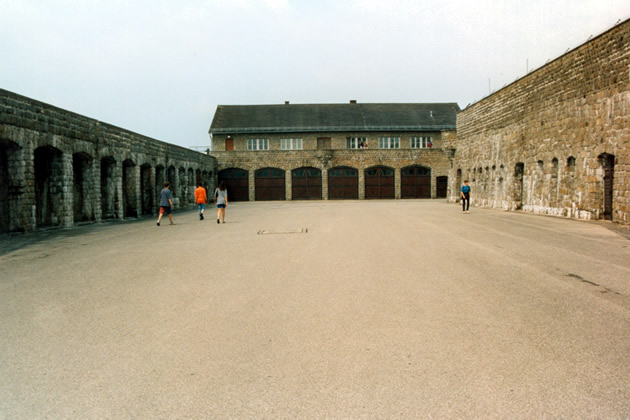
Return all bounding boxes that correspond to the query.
[209,102,459,134]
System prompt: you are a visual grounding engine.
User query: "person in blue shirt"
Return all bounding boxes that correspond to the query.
[461,180,471,213]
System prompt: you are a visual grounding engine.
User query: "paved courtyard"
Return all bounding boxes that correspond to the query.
[1,200,630,418]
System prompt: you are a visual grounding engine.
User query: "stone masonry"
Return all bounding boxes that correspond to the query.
[447,18,630,224]
[212,131,453,200]
[0,89,217,233]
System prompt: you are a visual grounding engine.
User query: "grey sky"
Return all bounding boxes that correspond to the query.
[1,0,628,148]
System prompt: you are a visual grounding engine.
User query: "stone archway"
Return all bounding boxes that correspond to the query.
[514,163,525,210]
[123,159,138,218]
[599,153,615,220]
[140,164,153,215]
[35,146,65,227]
[0,140,22,233]
[73,152,95,222]
[101,156,117,220]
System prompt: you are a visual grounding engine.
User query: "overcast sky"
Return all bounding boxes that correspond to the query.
[2,0,629,149]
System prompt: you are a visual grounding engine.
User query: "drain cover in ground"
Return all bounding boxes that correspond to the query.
[257,228,308,235]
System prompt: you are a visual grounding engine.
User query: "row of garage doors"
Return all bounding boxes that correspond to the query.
[218,166,448,201]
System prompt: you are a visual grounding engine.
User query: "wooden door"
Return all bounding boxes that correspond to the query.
[328,167,358,199]
[365,166,395,199]
[292,167,322,200]
[255,168,286,201]
[401,165,431,198]
[218,168,249,201]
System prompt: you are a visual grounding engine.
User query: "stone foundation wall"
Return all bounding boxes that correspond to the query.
[449,19,630,224]
[0,89,217,233]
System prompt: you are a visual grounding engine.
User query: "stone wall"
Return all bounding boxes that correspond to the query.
[449,19,630,224]
[0,89,217,233]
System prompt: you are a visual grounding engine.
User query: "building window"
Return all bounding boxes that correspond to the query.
[378,137,400,149]
[411,136,432,149]
[347,137,368,149]
[317,137,331,149]
[247,138,269,151]
[281,138,303,150]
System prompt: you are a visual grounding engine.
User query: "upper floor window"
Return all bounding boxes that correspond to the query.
[317,137,331,149]
[378,137,400,149]
[411,136,432,149]
[247,138,269,151]
[347,137,368,149]
[281,138,303,150]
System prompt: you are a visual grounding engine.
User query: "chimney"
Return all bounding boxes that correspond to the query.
[284,101,290,105]
[349,100,357,104]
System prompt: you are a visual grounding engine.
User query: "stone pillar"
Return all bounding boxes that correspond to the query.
[23,139,36,232]
[395,168,401,199]
[286,170,292,201]
[358,168,365,200]
[322,169,329,200]
[134,164,142,217]
[173,167,180,207]
[94,158,103,222]
[114,160,123,219]
[249,170,255,201]
[60,153,74,227]
[150,166,157,216]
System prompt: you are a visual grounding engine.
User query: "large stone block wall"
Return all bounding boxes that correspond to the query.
[212,147,452,200]
[449,19,630,224]
[0,89,217,233]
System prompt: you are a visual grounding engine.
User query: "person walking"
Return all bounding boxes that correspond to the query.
[461,180,471,214]
[214,181,228,223]
[194,182,207,220]
[157,182,175,226]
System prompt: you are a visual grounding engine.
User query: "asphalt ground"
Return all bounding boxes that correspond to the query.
[1,200,629,419]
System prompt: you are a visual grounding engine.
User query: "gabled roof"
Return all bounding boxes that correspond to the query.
[209,102,459,134]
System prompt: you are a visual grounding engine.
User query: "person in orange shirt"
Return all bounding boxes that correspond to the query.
[194,182,208,220]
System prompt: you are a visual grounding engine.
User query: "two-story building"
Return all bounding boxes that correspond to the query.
[208,101,459,201]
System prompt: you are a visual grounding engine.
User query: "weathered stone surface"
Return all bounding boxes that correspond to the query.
[448,19,630,225]
[0,89,217,233]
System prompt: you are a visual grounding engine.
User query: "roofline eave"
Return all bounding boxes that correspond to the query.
[209,125,457,135]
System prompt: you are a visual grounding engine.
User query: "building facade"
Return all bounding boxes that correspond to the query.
[446,18,630,224]
[209,102,459,201]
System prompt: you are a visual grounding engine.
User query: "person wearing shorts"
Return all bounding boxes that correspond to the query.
[157,182,175,226]
[194,182,207,220]
[214,181,228,224]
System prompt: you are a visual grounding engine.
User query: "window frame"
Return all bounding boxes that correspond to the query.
[411,136,433,149]
[317,137,331,149]
[346,137,367,149]
[281,138,303,150]
[378,137,400,149]
[247,138,269,151]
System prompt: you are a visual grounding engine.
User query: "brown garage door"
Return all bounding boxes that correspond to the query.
[292,167,322,200]
[401,165,431,198]
[328,167,358,199]
[255,168,285,201]
[365,166,395,199]
[436,176,448,198]
[218,168,249,202]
